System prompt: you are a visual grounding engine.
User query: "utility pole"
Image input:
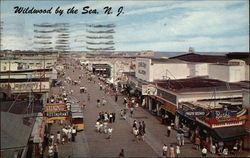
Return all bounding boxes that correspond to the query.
[8,59,11,98]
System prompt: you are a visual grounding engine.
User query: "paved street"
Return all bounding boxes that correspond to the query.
[48,58,249,157]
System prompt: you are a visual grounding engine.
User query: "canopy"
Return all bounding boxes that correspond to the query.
[212,126,248,141]
[72,112,84,118]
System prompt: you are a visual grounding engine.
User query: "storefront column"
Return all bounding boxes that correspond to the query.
[209,136,213,152]
[156,103,160,116]
[175,115,180,129]
[148,97,152,111]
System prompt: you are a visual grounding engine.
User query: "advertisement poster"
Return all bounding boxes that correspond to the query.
[0,0,249,157]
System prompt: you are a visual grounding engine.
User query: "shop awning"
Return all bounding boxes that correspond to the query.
[160,102,177,115]
[46,116,69,121]
[212,126,248,141]
[176,109,195,121]
[150,96,165,104]
[30,113,45,143]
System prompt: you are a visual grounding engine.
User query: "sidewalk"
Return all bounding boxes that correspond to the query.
[45,58,250,157]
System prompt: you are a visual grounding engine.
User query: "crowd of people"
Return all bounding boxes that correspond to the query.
[45,122,77,158]
[95,111,115,140]
[47,58,223,158]
[132,120,146,143]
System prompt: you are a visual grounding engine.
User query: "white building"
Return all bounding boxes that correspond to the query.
[0,57,57,72]
[136,57,191,82]
[142,77,244,117]
[80,56,135,85]
[209,59,249,82]
[170,52,250,83]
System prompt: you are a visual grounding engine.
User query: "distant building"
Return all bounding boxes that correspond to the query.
[136,57,191,82]
[170,52,250,82]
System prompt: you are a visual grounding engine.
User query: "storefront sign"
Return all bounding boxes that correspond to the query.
[142,84,157,95]
[0,81,49,93]
[196,113,247,129]
[185,111,205,116]
[44,103,66,112]
[138,70,146,75]
[209,111,237,118]
[138,62,146,68]
[215,111,231,119]
[95,68,107,71]
[45,111,69,117]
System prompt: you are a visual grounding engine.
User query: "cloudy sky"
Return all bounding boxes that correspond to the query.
[0,0,249,52]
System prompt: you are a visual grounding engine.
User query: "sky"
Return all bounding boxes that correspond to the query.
[0,0,249,52]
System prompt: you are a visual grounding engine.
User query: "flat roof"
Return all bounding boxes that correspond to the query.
[1,112,35,150]
[0,78,50,83]
[1,100,43,114]
[151,58,188,64]
[0,68,53,74]
[155,77,242,93]
[170,53,229,63]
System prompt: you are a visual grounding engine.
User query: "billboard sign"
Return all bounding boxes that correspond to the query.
[142,84,157,95]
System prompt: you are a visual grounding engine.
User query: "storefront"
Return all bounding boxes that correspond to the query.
[195,109,248,153]
[92,64,111,78]
[175,103,207,139]
[160,101,177,124]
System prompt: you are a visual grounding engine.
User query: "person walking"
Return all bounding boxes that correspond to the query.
[176,133,181,146]
[162,144,168,157]
[142,121,146,141]
[115,94,118,102]
[223,147,228,157]
[202,146,207,157]
[133,120,137,129]
[180,132,185,146]
[130,107,134,118]
[112,112,116,122]
[169,144,175,158]
[109,113,113,123]
[138,122,143,141]
[107,127,113,139]
[167,125,171,137]
[72,127,76,142]
[67,127,72,142]
[53,143,59,158]
[48,145,54,158]
[102,98,107,106]
[123,97,127,105]
[56,131,61,144]
[95,121,100,132]
[97,99,100,108]
[195,136,201,150]
[118,149,125,158]
[133,127,139,143]
[103,121,108,134]
[176,145,180,157]
[99,122,104,133]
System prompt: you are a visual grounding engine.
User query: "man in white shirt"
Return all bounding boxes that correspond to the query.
[102,98,107,106]
[95,121,100,132]
[107,127,113,139]
[133,127,139,143]
[202,146,207,157]
[162,144,168,157]
[72,127,77,142]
